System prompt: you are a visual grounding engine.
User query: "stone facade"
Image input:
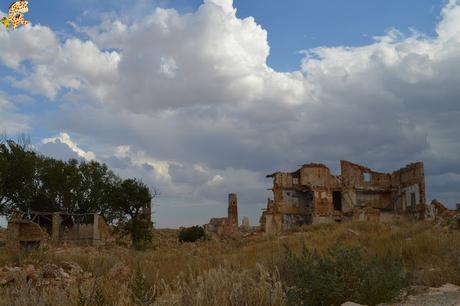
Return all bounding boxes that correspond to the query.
[6,215,49,253]
[206,194,240,239]
[261,160,427,234]
[6,212,111,253]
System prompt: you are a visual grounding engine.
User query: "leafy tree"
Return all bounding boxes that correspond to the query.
[112,179,155,248]
[77,161,120,220]
[0,140,40,214]
[0,137,158,247]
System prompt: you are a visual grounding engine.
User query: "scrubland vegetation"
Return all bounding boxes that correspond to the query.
[1,221,460,306]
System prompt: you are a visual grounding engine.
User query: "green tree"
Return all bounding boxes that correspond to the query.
[77,161,120,220]
[32,157,69,212]
[0,140,40,214]
[0,137,158,248]
[112,179,155,248]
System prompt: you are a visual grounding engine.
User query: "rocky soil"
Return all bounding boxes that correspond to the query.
[342,284,460,306]
[0,261,89,287]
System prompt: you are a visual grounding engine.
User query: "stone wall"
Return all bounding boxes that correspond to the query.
[262,160,427,234]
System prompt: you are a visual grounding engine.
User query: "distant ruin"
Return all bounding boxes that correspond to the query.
[206,193,240,239]
[260,160,427,234]
[6,212,111,253]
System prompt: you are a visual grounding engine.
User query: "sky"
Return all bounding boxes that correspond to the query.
[1,0,459,228]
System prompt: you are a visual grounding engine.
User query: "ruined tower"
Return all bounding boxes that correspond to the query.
[143,200,152,227]
[228,193,238,228]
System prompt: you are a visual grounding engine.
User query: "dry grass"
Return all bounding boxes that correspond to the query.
[0,221,459,305]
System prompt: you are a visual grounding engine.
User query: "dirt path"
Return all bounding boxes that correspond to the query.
[343,284,460,306]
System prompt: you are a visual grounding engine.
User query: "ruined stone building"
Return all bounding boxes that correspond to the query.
[6,212,111,253]
[143,200,153,227]
[261,160,426,234]
[206,193,240,239]
[228,193,238,228]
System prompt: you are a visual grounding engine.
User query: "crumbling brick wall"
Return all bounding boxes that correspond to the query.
[6,217,49,253]
[7,212,112,251]
[262,160,427,234]
[206,193,241,239]
[391,162,426,215]
[228,193,238,228]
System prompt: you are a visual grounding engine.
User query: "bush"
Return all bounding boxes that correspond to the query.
[131,264,156,305]
[130,219,153,250]
[178,226,206,243]
[279,242,412,306]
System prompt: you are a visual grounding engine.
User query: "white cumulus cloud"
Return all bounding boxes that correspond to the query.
[2,0,460,226]
[42,133,96,161]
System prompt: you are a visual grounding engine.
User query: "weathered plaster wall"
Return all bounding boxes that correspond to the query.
[262,160,427,233]
[278,190,313,215]
[356,191,392,209]
[300,164,331,187]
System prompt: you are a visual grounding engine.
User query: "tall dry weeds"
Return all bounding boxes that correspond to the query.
[0,221,459,305]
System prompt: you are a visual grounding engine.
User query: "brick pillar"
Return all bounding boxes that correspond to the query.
[92,213,100,246]
[144,201,152,226]
[51,213,61,245]
[228,193,238,228]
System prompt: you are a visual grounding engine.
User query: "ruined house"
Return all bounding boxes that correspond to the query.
[6,212,111,253]
[6,214,49,252]
[261,160,426,234]
[206,193,240,239]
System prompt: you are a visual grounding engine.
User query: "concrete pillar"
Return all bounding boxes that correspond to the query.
[51,213,61,245]
[92,213,100,246]
[228,193,238,228]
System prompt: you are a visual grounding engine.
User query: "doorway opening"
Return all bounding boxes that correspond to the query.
[333,191,342,211]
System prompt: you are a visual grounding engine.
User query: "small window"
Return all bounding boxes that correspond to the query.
[293,177,299,185]
[363,173,371,182]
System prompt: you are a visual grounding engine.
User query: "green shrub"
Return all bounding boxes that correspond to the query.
[130,219,153,250]
[178,225,206,243]
[279,242,412,306]
[131,264,156,305]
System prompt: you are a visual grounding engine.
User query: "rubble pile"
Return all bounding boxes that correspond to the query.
[0,261,90,287]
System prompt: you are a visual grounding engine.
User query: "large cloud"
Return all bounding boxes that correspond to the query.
[0,91,29,134]
[1,0,460,226]
[0,24,119,100]
[80,0,305,111]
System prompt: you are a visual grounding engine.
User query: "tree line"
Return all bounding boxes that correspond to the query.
[0,136,156,247]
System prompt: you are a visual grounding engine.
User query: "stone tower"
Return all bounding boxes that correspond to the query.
[228,193,238,227]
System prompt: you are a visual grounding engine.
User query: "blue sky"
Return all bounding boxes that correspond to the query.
[1,0,460,227]
[24,0,443,71]
[1,0,447,141]
[236,0,443,70]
